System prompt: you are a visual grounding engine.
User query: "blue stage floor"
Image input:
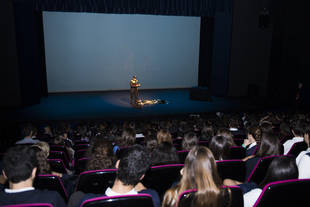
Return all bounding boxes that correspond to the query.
[3,89,263,121]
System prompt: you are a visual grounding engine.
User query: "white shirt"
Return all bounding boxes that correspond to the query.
[283,137,304,155]
[105,187,138,196]
[15,137,40,145]
[243,188,262,207]
[296,148,310,179]
[5,187,35,193]
[248,142,257,149]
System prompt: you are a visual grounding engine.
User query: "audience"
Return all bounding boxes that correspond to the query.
[15,124,40,145]
[283,120,304,154]
[151,142,179,165]
[162,146,231,207]
[181,132,198,151]
[0,145,66,207]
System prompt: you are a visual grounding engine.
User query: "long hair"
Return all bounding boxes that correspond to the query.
[32,142,51,174]
[162,146,227,207]
[182,132,198,151]
[117,128,136,147]
[208,136,231,160]
[216,128,236,146]
[256,133,280,157]
[157,129,173,144]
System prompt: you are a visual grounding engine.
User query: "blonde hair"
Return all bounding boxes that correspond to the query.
[32,141,51,174]
[162,146,228,207]
[32,141,50,158]
[157,129,172,144]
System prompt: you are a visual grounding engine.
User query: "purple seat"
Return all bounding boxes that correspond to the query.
[81,194,154,207]
[177,150,189,163]
[287,141,308,157]
[178,186,243,207]
[3,204,53,207]
[253,179,310,207]
[49,145,70,162]
[142,164,184,199]
[74,149,87,161]
[48,151,70,169]
[48,159,67,174]
[34,174,68,202]
[73,143,90,151]
[74,157,89,175]
[247,155,282,184]
[229,146,246,159]
[75,169,117,194]
[216,160,245,182]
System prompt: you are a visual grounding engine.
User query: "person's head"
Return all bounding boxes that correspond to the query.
[200,125,215,141]
[2,145,38,184]
[118,128,136,147]
[133,76,137,80]
[256,133,280,157]
[21,123,34,138]
[290,120,304,137]
[157,129,172,144]
[163,146,223,207]
[31,142,51,174]
[208,135,231,160]
[259,121,274,133]
[151,142,179,165]
[259,156,298,188]
[116,145,150,186]
[216,128,235,146]
[182,132,198,151]
[86,139,115,171]
[145,136,158,153]
[247,125,262,143]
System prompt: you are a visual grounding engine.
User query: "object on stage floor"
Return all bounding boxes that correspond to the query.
[189,87,212,101]
[133,99,168,108]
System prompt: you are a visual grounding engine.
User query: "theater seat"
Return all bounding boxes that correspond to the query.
[48,159,67,174]
[229,146,246,159]
[74,157,89,175]
[34,174,68,202]
[177,150,189,163]
[75,169,117,194]
[253,179,310,207]
[81,194,154,207]
[142,164,184,199]
[3,204,53,207]
[178,186,243,207]
[216,160,245,182]
[287,141,308,157]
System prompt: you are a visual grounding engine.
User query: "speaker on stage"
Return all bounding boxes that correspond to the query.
[189,87,212,101]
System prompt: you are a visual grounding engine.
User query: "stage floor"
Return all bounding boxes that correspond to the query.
[2,89,265,121]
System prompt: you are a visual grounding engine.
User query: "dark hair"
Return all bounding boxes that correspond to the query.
[208,135,231,160]
[86,139,115,171]
[260,122,274,133]
[117,145,151,186]
[200,125,214,141]
[145,136,158,153]
[151,142,180,165]
[3,145,38,183]
[290,120,304,137]
[117,128,136,147]
[247,125,262,143]
[259,156,298,188]
[21,123,35,137]
[182,132,198,151]
[256,133,280,157]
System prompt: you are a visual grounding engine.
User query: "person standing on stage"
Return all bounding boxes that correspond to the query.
[130,75,140,104]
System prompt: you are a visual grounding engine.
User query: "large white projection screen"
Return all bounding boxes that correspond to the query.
[43,12,201,92]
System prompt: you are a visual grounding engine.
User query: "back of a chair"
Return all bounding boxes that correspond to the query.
[229,146,246,159]
[142,164,184,199]
[177,150,189,163]
[34,174,68,202]
[49,145,70,161]
[75,149,87,161]
[3,204,53,207]
[178,186,243,207]
[216,160,245,182]
[254,179,310,207]
[75,157,89,175]
[76,169,117,193]
[74,143,90,151]
[48,159,67,174]
[48,151,70,169]
[81,194,154,207]
[287,141,308,157]
[198,141,209,147]
[247,155,280,184]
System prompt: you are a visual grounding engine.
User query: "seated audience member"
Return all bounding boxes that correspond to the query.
[200,124,215,141]
[228,117,244,137]
[259,121,274,134]
[113,128,136,154]
[39,124,54,142]
[85,139,115,171]
[151,142,180,165]
[209,135,231,160]
[216,128,236,146]
[157,129,173,144]
[243,156,298,207]
[15,124,40,145]
[242,126,262,156]
[145,135,158,153]
[296,124,310,178]
[71,145,160,207]
[0,145,66,207]
[162,146,231,207]
[182,132,198,151]
[283,120,304,154]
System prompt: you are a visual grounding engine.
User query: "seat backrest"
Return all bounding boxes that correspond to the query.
[48,151,70,168]
[3,204,53,207]
[247,155,281,184]
[48,159,67,174]
[75,169,117,193]
[34,174,68,202]
[73,143,90,151]
[49,145,70,161]
[177,150,189,163]
[287,141,308,157]
[254,179,310,207]
[216,160,245,182]
[198,140,209,147]
[229,146,246,159]
[142,164,184,199]
[75,157,89,175]
[178,186,243,207]
[81,194,154,207]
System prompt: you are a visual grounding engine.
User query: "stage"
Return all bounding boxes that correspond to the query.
[2,89,267,122]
